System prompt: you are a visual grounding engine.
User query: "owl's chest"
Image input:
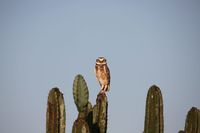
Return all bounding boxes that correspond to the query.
[96,66,107,79]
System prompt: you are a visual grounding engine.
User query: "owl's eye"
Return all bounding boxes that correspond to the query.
[96,59,99,62]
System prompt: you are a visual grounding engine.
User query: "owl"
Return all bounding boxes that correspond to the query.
[95,57,110,93]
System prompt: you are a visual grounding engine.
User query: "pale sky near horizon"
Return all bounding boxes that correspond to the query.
[0,1,200,133]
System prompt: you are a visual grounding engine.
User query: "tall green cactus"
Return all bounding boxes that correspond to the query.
[144,85,164,133]
[184,107,200,133]
[72,74,108,133]
[46,87,66,133]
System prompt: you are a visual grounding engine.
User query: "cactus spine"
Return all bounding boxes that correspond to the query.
[46,87,66,133]
[72,74,108,133]
[144,85,164,133]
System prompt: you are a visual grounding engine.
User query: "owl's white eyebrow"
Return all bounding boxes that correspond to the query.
[96,62,106,65]
[98,58,104,61]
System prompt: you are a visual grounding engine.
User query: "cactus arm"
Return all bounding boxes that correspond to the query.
[97,93,108,133]
[144,85,164,133]
[184,107,200,133]
[46,88,66,133]
[73,74,89,112]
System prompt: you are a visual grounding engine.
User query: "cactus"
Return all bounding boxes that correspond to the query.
[72,74,108,133]
[46,87,66,133]
[184,107,200,133]
[144,85,164,133]
[44,71,200,133]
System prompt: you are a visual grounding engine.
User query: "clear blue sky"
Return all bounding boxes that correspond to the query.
[0,1,200,133]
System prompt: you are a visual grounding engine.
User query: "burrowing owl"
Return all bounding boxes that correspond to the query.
[95,57,110,93]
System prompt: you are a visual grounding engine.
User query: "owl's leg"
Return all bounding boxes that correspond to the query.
[100,85,105,94]
[104,85,108,91]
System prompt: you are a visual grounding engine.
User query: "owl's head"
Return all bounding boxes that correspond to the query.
[96,57,107,65]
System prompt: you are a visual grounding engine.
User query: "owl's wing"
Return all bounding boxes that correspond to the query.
[106,66,110,85]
